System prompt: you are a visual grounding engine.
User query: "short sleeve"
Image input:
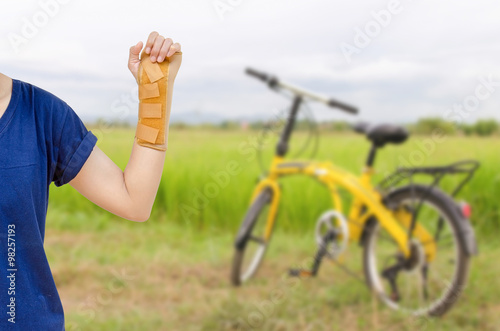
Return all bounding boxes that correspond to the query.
[51,104,98,187]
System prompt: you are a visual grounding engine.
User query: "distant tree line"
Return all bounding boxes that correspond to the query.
[317,117,499,137]
[408,118,499,137]
[87,117,132,129]
[90,117,499,137]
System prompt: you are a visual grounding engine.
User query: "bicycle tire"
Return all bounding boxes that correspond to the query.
[231,188,274,286]
[362,184,470,317]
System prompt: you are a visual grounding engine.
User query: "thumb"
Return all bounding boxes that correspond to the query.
[129,41,143,63]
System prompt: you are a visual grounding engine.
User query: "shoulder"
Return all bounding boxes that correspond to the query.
[17,79,70,108]
[15,79,73,122]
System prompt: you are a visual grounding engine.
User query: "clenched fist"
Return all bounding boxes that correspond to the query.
[128,31,181,82]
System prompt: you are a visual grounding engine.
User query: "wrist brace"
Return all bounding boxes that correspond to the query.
[135,51,182,151]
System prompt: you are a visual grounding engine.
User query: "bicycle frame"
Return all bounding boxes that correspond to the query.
[247,95,437,261]
[250,156,441,260]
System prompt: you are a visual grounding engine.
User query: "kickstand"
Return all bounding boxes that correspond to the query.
[289,230,336,278]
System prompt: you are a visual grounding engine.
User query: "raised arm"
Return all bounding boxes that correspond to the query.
[69,32,181,222]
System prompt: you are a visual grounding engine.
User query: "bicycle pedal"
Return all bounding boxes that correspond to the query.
[288,269,313,278]
[390,292,400,302]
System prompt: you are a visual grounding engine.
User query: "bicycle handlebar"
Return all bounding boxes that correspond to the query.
[245,68,270,82]
[245,68,359,115]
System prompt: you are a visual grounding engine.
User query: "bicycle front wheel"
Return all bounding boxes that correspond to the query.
[363,185,470,316]
[231,188,275,286]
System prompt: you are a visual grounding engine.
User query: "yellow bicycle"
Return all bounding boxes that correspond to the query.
[231,68,479,317]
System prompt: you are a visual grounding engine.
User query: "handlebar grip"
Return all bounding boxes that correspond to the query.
[328,99,359,115]
[245,68,269,82]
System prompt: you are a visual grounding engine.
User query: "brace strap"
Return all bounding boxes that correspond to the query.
[135,51,182,150]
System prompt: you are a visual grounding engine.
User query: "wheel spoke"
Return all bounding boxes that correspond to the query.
[420,234,454,246]
[378,232,398,245]
[232,190,273,285]
[249,235,266,245]
[422,265,429,301]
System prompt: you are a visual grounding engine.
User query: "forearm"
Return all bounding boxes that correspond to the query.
[122,40,181,218]
[69,32,180,222]
[123,138,166,220]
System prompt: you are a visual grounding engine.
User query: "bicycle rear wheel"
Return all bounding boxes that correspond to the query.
[231,189,275,286]
[363,185,470,316]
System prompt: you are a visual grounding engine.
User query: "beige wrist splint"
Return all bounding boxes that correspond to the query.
[135,51,182,151]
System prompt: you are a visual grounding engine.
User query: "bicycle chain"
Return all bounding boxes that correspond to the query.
[329,259,367,285]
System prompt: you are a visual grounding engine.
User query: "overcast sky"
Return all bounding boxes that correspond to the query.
[1,0,500,124]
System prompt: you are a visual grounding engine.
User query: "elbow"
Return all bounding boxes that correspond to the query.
[134,214,150,223]
[136,210,151,222]
[126,207,152,223]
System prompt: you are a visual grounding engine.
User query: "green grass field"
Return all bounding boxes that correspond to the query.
[46,128,500,330]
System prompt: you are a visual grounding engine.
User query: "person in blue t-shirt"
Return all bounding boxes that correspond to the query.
[0,31,181,330]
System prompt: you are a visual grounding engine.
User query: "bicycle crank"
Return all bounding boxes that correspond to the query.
[289,210,349,278]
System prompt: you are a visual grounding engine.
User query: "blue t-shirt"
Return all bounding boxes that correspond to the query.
[0,79,98,329]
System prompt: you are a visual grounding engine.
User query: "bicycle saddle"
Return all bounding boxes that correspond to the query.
[352,122,409,147]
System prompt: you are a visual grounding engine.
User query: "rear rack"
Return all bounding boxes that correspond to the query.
[378,160,480,198]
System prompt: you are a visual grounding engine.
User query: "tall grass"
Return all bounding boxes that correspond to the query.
[48,128,500,236]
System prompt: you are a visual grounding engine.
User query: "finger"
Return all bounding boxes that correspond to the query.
[157,38,173,62]
[129,41,143,62]
[145,31,159,55]
[167,43,181,57]
[149,35,165,62]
